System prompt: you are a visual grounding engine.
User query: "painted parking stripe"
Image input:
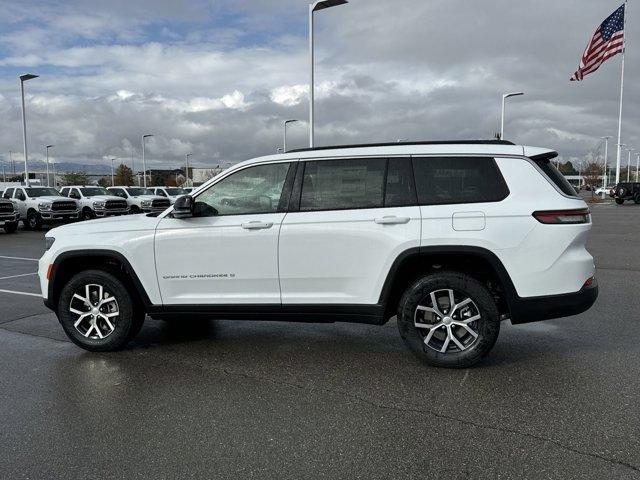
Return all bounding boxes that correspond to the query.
[0,289,42,298]
[0,272,38,281]
[0,255,39,262]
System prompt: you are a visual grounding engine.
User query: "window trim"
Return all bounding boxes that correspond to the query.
[411,156,510,206]
[191,161,294,218]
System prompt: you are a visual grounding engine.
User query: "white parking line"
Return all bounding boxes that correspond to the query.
[0,255,39,262]
[0,272,38,281]
[0,289,42,298]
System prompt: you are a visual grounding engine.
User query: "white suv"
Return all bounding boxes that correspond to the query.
[106,187,171,214]
[151,187,188,205]
[59,186,129,221]
[3,186,79,230]
[39,141,597,368]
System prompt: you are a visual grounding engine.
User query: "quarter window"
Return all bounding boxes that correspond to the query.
[194,163,291,217]
[412,157,509,205]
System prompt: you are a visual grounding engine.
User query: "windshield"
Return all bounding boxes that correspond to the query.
[165,188,186,196]
[80,187,111,196]
[126,188,154,196]
[24,188,60,198]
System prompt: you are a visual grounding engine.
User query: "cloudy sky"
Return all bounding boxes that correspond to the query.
[0,0,637,172]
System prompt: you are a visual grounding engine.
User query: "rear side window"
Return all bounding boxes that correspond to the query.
[533,157,578,197]
[300,158,386,211]
[412,157,509,205]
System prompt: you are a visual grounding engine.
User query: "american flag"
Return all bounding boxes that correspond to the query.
[571,4,625,81]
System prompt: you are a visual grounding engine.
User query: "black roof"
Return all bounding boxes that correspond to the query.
[287,139,515,153]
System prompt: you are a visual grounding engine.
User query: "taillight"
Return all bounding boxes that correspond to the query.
[532,208,590,224]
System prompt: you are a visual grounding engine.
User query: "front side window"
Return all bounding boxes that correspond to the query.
[110,188,127,198]
[4,188,14,199]
[412,157,509,205]
[194,163,291,217]
[165,188,186,196]
[300,159,386,211]
[156,189,167,197]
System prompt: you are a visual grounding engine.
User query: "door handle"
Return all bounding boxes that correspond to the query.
[241,221,274,230]
[374,216,410,225]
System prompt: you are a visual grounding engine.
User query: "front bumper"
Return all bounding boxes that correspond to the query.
[39,211,80,222]
[0,213,19,225]
[509,280,598,324]
[95,209,129,217]
[142,207,169,214]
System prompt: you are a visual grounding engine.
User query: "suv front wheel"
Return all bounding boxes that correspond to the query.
[57,270,144,351]
[397,272,500,368]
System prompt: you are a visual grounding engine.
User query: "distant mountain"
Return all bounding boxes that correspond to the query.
[6,159,114,175]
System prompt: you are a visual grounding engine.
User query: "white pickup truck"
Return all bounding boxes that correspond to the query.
[2,186,79,230]
[107,187,170,214]
[151,187,188,205]
[0,197,19,233]
[59,186,129,221]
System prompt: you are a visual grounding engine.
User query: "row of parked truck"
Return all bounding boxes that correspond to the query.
[0,185,193,232]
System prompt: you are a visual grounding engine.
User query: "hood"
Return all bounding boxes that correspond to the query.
[31,196,74,202]
[48,212,161,236]
[84,195,124,202]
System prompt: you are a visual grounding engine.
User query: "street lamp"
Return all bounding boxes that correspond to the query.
[141,134,153,188]
[20,73,39,187]
[309,0,348,148]
[601,136,612,199]
[45,145,54,187]
[500,92,524,141]
[627,147,635,182]
[283,119,299,153]
[110,158,118,186]
[185,153,192,187]
[636,153,640,182]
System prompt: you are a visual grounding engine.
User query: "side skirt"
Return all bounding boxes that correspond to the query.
[147,304,387,325]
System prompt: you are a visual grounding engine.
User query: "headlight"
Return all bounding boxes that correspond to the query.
[93,201,106,209]
[38,202,52,211]
[141,200,152,207]
[45,237,55,251]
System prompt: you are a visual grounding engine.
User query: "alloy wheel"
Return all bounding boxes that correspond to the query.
[69,284,119,339]
[414,289,481,353]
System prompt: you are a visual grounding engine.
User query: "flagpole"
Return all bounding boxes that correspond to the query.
[615,0,628,184]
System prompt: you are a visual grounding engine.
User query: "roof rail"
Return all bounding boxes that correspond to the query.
[287,139,515,153]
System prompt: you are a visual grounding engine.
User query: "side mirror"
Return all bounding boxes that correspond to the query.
[173,195,194,219]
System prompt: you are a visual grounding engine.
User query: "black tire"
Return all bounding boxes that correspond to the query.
[397,271,500,368]
[615,198,625,205]
[27,211,42,230]
[57,270,145,352]
[634,194,640,205]
[82,208,95,221]
[130,205,141,215]
[3,222,18,234]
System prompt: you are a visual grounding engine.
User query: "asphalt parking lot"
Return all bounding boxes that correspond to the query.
[1,204,639,479]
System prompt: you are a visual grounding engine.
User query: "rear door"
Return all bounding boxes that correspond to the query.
[279,157,421,305]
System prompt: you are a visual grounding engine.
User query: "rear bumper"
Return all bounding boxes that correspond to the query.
[509,281,598,324]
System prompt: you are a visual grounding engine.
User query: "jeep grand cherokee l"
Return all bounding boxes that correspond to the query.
[39,141,597,368]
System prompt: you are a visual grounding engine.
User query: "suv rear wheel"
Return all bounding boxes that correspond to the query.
[397,272,500,368]
[57,270,144,351]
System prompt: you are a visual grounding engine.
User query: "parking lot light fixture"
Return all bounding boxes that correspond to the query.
[185,153,192,187]
[110,158,118,186]
[142,134,153,188]
[45,145,54,187]
[309,0,348,148]
[283,120,299,153]
[601,136,612,199]
[20,73,39,187]
[500,92,524,140]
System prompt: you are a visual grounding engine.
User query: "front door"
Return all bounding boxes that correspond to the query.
[155,161,294,305]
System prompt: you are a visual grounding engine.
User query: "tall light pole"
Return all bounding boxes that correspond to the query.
[601,136,611,198]
[110,158,118,186]
[283,119,299,153]
[45,144,54,187]
[185,153,192,187]
[20,73,39,187]
[627,147,635,182]
[309,0,348,148]
[636,152,640,182]
[500,92,524,141]
[52,160,57,187]
[141,134,153,188]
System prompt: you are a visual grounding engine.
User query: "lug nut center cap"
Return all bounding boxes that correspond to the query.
[442,316,453,326]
